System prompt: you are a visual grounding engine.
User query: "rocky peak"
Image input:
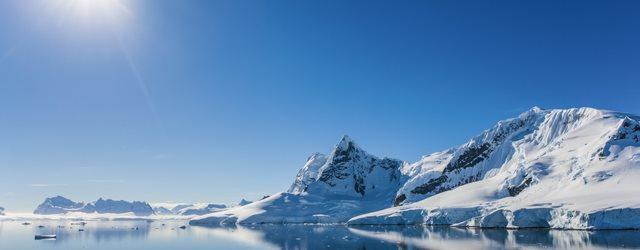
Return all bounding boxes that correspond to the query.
[238,199,252,206]
[293,135,404,200]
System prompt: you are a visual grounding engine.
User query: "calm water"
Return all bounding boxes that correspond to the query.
[1,220,640,249]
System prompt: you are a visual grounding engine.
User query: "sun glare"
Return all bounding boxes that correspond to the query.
[41,0,133,31]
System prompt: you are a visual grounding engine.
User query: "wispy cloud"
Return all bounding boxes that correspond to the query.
[29,183,69,188]
[87,179,125,183]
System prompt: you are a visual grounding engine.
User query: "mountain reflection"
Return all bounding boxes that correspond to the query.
[6,220,640,249]
[195,223,640,249]
[33,221,152,244]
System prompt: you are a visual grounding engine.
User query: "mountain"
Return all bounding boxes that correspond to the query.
[349,107,640,229]
[179,203,227,215]
[190,135,405,225]
[190,107,640,229]
[0,206,4,215]
[82,198,154,216]
[238,199,252,206]
[33,196,86,215]
[289,135,405,200]
[150,202,229,215]
[150,203,190,215]
[152,206,174,215]
[34,196,154,216]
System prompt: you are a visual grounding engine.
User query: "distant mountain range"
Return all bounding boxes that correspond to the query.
[34,196,155,216]
[32,196,252,216]
[191,107,640,229]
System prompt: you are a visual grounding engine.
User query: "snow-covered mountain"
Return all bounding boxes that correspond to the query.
[289,135,405,200]
[349,107,640,229]
[190,107,640,229]
[0,206,4,216]
[238,199,253,206]
[150,202,229,215]
[34,196,86,215]
[150,203,190,215]
[190,135,405,225]
[152,206,174,215]
[34,196,154,216]
[179,203,227,215]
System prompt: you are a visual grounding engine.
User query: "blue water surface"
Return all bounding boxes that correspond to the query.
[1,220,640,249]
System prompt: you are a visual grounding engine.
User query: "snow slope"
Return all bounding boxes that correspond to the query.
[190,135,405,225]
[349,107,640,229]
[151,202,232,215]
[179,203,227,215]
[34,196,154,216]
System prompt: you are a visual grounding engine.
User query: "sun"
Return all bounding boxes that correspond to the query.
[40,0,133,31]
[69,0,131,15]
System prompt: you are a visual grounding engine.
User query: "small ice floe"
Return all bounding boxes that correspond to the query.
[34,235,56,240]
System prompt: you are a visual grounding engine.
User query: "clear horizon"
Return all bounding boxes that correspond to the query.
[1,0,639,212]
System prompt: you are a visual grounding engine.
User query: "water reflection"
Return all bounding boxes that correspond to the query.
[196,224,640,249]
[2,220,640,249]
[20,220,154,246]
[348,225,640,249]
[203,224,398,249]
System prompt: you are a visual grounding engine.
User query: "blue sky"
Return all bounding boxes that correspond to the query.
[0,0,638,211]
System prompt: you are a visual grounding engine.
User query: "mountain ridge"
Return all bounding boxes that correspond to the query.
[192,107,640,229]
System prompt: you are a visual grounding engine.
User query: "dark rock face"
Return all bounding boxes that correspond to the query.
[411,175,448,195]
[294,136,404,201]
[393,194,406,206]
[444,143,492,173]
[508,177,533,196]
[399,114,538,204]
[354,176,366,196]
[318,140,360,185]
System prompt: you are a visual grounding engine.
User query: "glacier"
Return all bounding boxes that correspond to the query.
[191,107,640,229]
[349,107,640,229]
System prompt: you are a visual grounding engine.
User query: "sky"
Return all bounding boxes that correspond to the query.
[0,0,638,212]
